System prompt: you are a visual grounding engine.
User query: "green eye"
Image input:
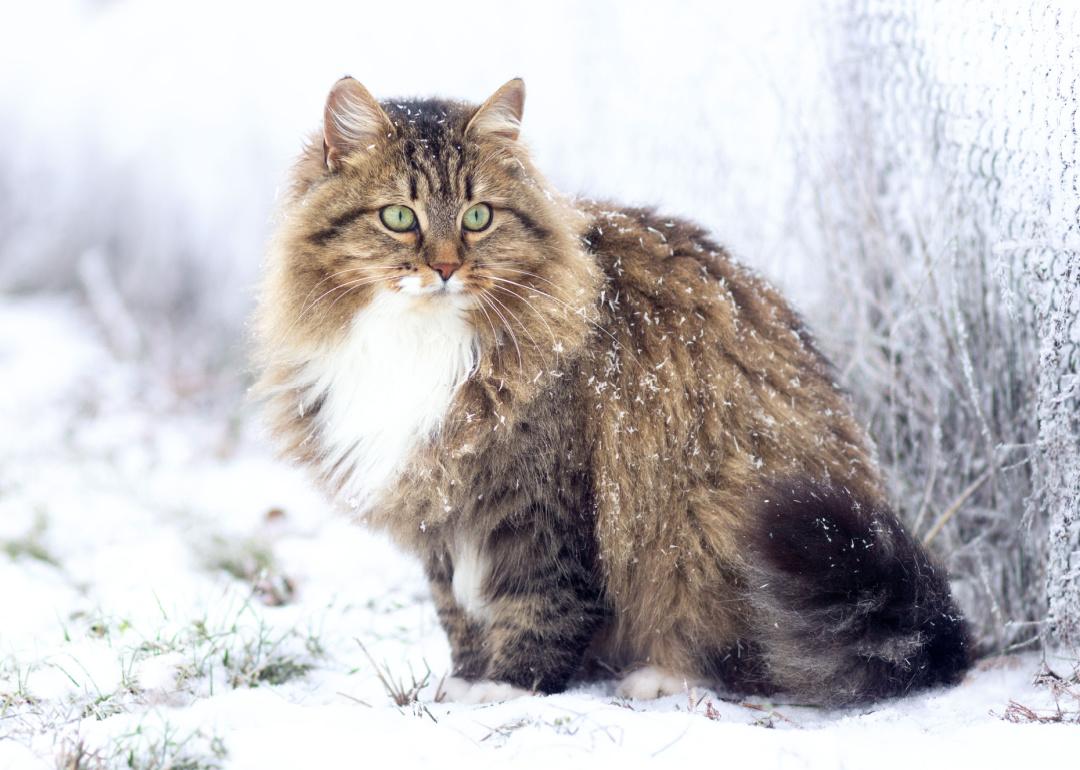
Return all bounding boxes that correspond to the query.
[380,205,417,232]
[462,203,492,232]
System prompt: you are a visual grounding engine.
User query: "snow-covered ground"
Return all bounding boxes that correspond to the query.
[2,295,1078,768]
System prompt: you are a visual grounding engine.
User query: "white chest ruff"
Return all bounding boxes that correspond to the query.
[297,291,477,512]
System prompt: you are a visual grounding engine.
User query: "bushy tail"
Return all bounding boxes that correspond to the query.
[745,481,971,706]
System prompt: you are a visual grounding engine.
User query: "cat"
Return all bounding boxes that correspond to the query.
[253,77,970,705]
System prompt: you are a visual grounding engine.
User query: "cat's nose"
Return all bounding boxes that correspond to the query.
[430,262,460,281]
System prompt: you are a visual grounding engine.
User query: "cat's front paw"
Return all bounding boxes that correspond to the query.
[437,676,531,704]
[616,666,705,699]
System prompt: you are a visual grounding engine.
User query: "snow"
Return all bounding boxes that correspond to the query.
[2,1,1079,764]
[1,295,1077,768]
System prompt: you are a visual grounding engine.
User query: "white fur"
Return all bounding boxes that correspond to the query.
[296,289,477,512]
[616,666,706,700]
[439,676,530,704]
[397,272,466,297]
[452,537,491,623]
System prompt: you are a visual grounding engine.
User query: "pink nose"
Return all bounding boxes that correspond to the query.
[431,262,460,281]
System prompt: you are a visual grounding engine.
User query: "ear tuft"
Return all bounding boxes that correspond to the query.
[466,78,526,142]
[323,77,391,171]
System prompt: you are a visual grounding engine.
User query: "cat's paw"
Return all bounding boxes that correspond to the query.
[616,666,704,699]
[437,676,531,704]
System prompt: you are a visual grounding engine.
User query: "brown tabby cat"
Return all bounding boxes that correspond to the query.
[253,77,970,705]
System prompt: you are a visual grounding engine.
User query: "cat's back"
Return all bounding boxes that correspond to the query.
[580,203,735,316]
[573,199,883,531]
[576,201,819,380]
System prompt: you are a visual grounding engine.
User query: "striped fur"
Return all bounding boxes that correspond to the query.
[253,78,970,704]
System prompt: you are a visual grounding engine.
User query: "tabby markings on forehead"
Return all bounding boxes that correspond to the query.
[294,290,477,512]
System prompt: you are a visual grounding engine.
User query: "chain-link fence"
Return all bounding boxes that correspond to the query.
[808,0,1079,650]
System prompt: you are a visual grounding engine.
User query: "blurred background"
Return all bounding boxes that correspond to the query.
[1,0,1078,656]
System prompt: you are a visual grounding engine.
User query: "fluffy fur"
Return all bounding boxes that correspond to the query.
[743,482,970,705]
[253,77,971,705]
[295,290,477,510]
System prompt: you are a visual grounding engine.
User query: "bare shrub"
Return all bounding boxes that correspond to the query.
[801,3,1079,651]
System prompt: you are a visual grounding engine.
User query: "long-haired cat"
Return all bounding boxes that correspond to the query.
[253,77,970,705]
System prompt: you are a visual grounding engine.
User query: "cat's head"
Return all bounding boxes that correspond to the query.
[263,77,595,359]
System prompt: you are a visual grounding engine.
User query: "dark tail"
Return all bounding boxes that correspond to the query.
[744,480,971,706]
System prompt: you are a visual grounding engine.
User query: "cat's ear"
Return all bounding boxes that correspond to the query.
[466,78,525,142]
[323,77,392,171]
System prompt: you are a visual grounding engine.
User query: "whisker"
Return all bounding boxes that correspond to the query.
[483,265,565,293]
[488,284,559,359]
[485,275,645,372]
[479,290,524,372]
[321,275,395,316]
[470,293,505,372]
[298,264,402,316]
[300,264,402,311]
[483,288,547,368]
[279,267,404,341]
[477,291,523,372]
[305,275,391,317]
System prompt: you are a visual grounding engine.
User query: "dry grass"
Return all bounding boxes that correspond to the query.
[56,739,106,770]
[56,724,227,770]
[998,663,1080,725]
[204,536,296,608]
[799,66,1047,653]
[354,640,437,722]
